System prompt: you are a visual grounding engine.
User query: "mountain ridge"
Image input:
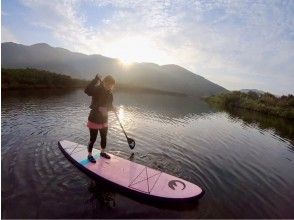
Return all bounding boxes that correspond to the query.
[1,42,227,96]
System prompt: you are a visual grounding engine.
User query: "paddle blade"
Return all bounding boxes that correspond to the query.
[127,138,135,149]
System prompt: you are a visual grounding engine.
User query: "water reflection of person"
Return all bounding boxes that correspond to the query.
[84,74,116,162]
[87,180,116,209]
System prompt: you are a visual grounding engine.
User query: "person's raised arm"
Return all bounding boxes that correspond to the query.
[84,74,101,96]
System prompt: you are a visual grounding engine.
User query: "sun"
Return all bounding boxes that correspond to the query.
[107,36,169,65]
[119,57,133,66]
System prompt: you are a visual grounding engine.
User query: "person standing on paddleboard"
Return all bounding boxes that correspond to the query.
[84,74,116,162]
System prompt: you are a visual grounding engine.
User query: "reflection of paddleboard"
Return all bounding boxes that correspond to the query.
[58,140,204,200]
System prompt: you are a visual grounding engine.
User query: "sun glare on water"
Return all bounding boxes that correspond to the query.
[118,106,124,120]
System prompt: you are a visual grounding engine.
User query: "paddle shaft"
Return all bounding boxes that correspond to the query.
[114,111,129,139]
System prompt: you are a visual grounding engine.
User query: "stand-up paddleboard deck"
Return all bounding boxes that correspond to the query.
[58,140,204,200]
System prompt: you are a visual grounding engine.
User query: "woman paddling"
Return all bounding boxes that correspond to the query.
[84,74,116,162]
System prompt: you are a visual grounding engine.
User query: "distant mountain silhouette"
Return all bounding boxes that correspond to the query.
[1,42,227,96]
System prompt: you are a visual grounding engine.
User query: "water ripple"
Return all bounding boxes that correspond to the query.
[2,90,294,218]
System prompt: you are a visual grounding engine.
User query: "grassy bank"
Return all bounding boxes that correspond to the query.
[1,68,89,89]
[206,91,294,119]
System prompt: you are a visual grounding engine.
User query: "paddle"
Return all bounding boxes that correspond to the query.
[96,74,136,150]
[113,110,136,150]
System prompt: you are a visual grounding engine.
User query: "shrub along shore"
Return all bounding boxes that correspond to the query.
[206,91,294,119]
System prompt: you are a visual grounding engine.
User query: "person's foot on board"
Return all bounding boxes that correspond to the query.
[100,152,111,159]
[88,155,96,163]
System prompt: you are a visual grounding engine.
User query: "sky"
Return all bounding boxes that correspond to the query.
[1,0,294,95]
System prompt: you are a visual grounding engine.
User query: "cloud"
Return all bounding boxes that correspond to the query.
[19,0,181,63]
[1,10,9,16]
[1,26,18,43]
[20,0,91,49]
[18,0,294,94]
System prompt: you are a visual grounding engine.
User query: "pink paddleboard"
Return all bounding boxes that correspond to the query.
[58,140,204,200]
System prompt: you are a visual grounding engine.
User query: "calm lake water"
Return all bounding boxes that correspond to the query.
[2,89,294,218]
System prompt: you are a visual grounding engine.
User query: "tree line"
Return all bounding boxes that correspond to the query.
[1,68,89,89]
[206,91,294,119]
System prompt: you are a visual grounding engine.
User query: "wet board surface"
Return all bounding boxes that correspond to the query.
[58,140,204,200]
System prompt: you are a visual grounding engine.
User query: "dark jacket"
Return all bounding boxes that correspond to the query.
[84,78,113,124]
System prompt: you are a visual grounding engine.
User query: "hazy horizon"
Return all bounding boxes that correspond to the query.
[2,0,294,95]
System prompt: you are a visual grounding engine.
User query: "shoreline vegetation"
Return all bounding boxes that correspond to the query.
[2,68,88,89]
[1,68,186,96]
[206,91,294,119]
